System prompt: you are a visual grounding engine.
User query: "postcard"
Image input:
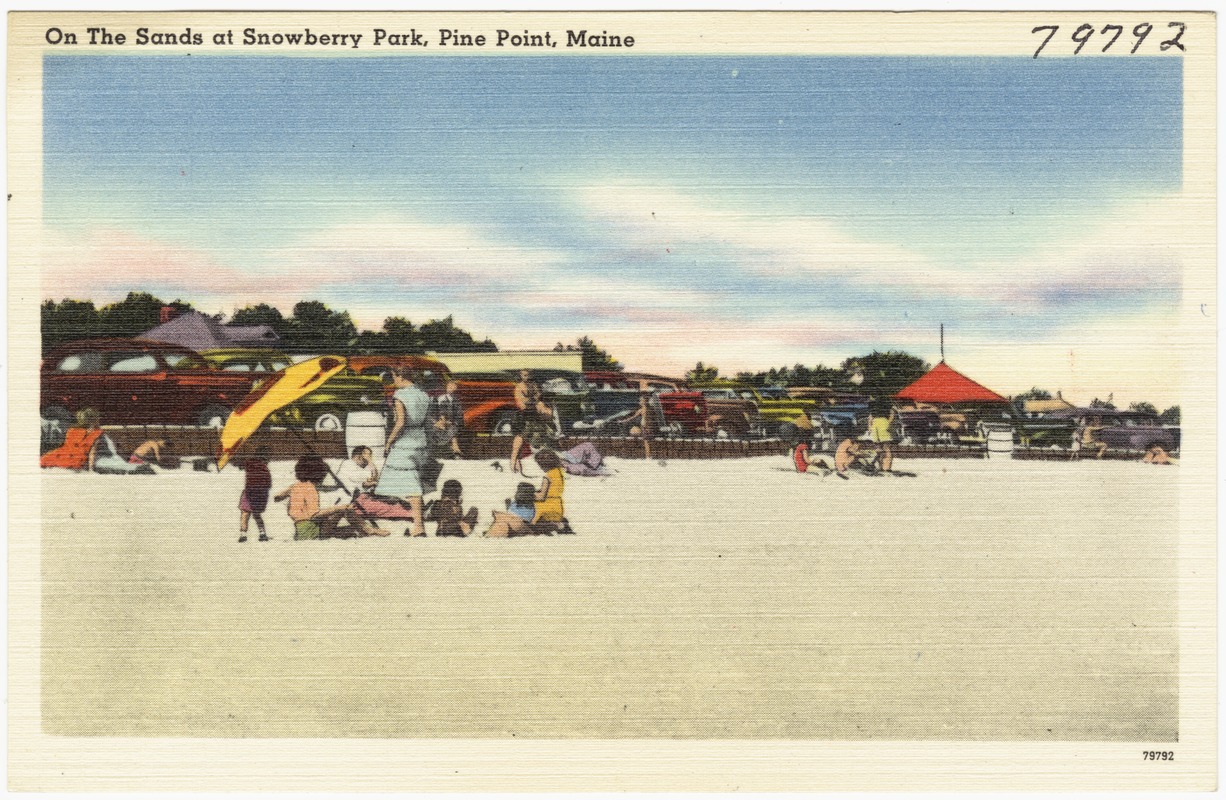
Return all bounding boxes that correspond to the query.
[8,9,1216,791]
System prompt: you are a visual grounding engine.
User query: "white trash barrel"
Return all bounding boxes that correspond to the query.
[345,411,388,470]
[986,427,1014,459]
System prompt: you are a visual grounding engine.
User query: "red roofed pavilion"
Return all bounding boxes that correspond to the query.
[894,361,1008,404]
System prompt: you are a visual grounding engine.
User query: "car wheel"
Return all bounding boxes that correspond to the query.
[494,413,517,436]
[42,405,74,426]
[314,410,345,432]
[777,422,799,442]
[197,405,231,429]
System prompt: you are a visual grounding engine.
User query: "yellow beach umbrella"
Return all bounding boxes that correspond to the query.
[217,355,348,469]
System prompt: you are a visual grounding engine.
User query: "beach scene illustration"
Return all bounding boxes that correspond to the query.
[20,13,1210,768]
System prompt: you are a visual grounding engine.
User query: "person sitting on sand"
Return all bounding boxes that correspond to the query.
[129,438,168,467]
[1078,418,1108,460]
[275,455,388,540]
[483,482,537,538]
[1142,444,1177,465]
[834,437,863,478]
[484,451,572,537]
[792,437,829,474]
[558,441,613,477]
[425,479,479,537]
[335,445,379,497]
[40,408,104,471]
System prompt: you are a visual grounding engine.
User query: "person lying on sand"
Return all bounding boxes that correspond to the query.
[1142,445,1177,465]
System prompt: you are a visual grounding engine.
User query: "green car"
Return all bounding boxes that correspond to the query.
[200,348,386,431]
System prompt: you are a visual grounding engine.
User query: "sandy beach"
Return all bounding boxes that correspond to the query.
[39,454,1178,741]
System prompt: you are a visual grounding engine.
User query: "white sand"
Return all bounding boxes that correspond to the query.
[39,455,1178,741]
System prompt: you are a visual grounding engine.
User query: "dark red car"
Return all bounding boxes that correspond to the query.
[41,338,260,427]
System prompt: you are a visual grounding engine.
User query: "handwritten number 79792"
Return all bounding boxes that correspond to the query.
[1032,22,1186,58]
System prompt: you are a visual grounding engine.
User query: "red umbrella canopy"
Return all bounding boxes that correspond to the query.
[894,362,1008,404]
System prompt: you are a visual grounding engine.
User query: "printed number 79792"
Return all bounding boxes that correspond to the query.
[1031,22,1186,58]
[1142,751,1175,761]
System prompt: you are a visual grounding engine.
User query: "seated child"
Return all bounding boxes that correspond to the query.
[426,479,479,537]
[483,482,537,538]
[275,455,387,540]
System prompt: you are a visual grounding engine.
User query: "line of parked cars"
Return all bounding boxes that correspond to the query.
[38,337,1180,454]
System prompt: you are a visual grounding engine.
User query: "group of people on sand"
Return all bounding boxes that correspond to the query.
[40,408,170,475]
[792,408,897,479]
[234,365,579,543]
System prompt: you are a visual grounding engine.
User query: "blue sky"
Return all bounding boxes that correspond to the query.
[42,54,1184,401]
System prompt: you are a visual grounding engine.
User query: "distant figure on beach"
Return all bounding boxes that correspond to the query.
[425,479,479,536]
[1077,418,1108,460]
[1142,445,1177,465]
[39,408,152,474]
[431,380,464,458]
[275,455,386,540]
[129,438,169,467]
[559,441,613,477]
[628,392,658,459]
[792,438,829,474]
[377,366,432,537]
[510,370,553,474]
[40,408,104,471]
[869,407,896,472]
[237,446,271,543]
[834,437,863,478]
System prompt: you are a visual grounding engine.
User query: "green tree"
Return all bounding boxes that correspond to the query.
[841,350,929,400]
[1160,405,1180,425]
[283,300,358,353]
[1089,395,1116,410]
[419,315,498,353]
[98,291,192,338]
[42,298,102,346]
[231,303,286,331]
[686,361,720,383]
[1129,401,1159,415]
[553,336,620,371]
[1010,387,1053,414]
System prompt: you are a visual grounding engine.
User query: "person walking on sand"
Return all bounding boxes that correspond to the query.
[377,366,432,537]
[237,446,272,543]
[510,369,547,474]
[869,406,896,473]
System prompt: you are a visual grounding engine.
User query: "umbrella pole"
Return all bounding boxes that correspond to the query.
[286,427,382,532]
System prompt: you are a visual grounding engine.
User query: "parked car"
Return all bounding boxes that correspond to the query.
[450,369,595,436]
[1050,408,1180,452]
[201,348,386,431]
[691,387,761,438]
[41,338,260,427]
[569,389,668,436]
[690,380,814,437]
[892,408,944,445]
[585,371,708,434]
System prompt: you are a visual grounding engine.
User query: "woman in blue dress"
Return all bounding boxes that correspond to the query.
[378,366,433,537]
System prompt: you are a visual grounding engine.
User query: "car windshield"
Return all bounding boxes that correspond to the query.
[759,388,787,399]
